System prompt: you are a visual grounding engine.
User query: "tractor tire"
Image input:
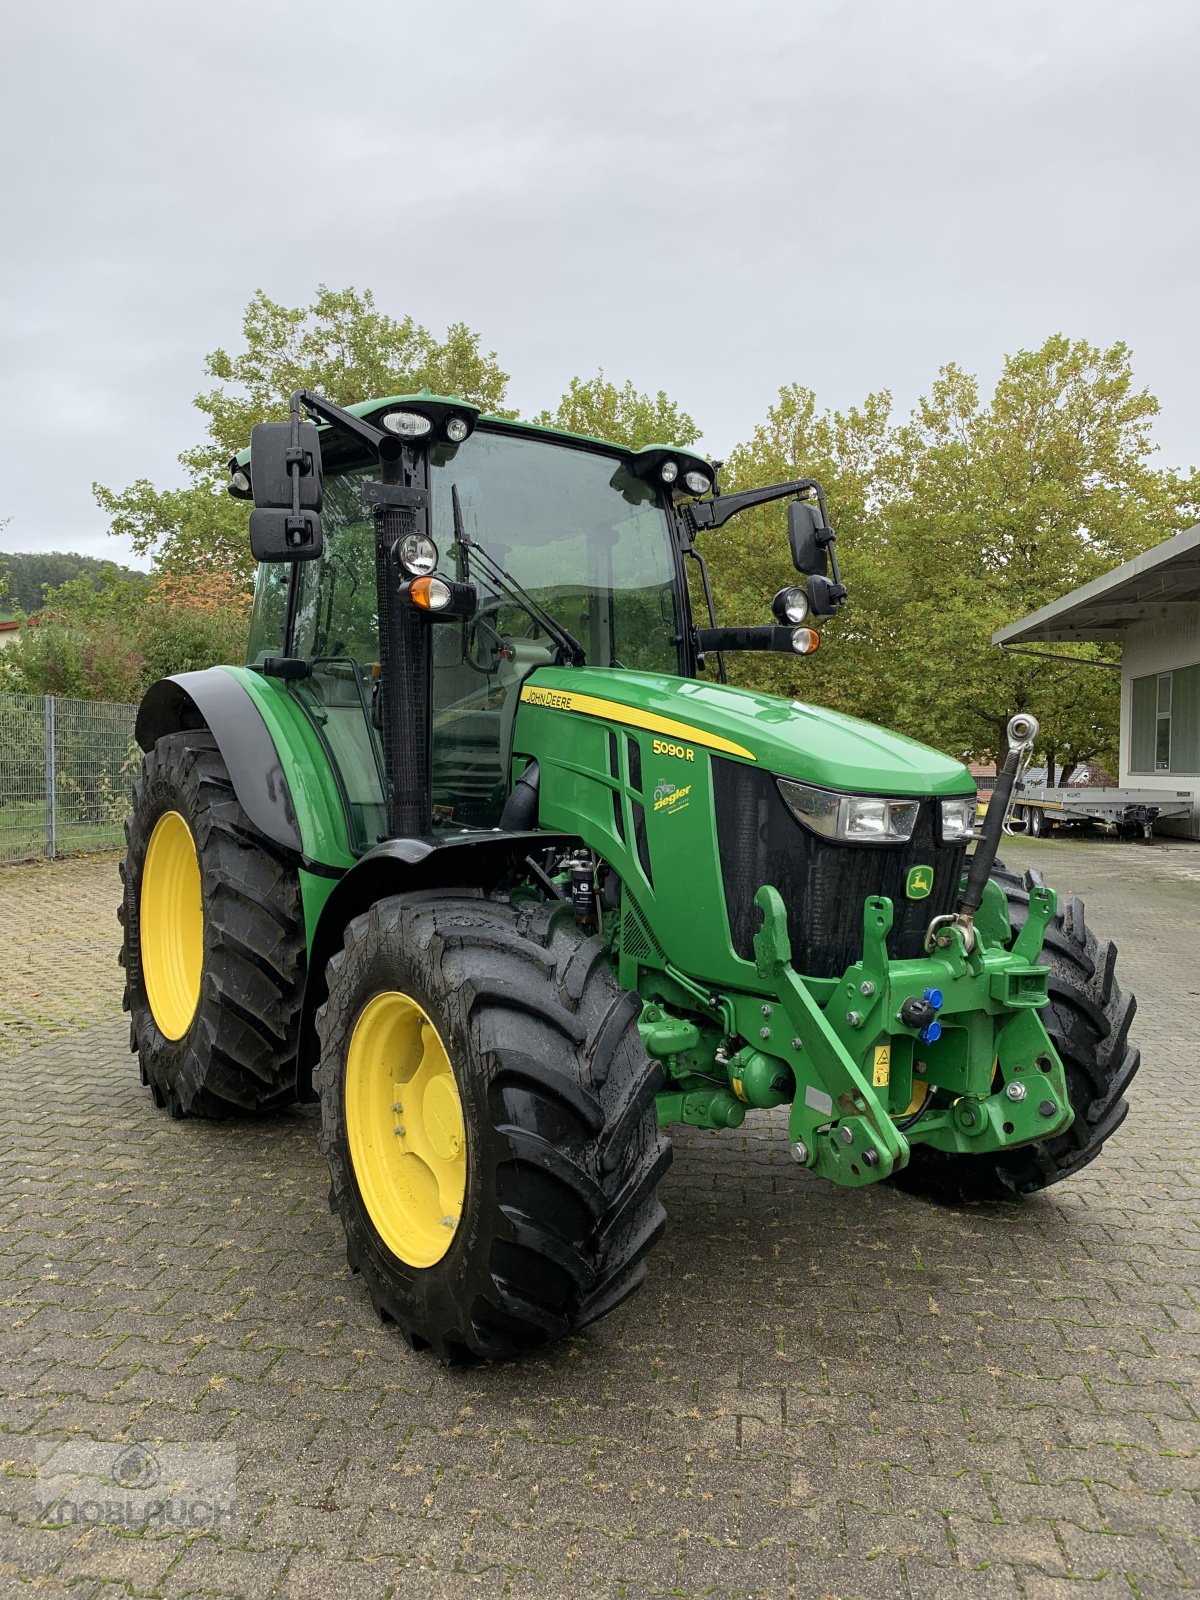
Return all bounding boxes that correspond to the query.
[892,867,1139,1202]
[119,730,306,1118]
[315,891,670,1361]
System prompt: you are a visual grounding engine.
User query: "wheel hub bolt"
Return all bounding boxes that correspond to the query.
[789,1140,808,1164]
[1005,1081,1027,1102]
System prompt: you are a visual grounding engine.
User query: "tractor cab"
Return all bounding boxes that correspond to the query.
[239,397,704,845]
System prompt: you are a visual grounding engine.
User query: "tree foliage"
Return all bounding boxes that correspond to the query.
[2,568,249,703]
[89,293,1197,780]
[0,550,139,615]
[534,372,701,451]
[94,286,513,583]
[707,337,1198,772]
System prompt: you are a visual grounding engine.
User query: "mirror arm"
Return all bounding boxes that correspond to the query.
[292,389,403,463]
[686,477,824,533]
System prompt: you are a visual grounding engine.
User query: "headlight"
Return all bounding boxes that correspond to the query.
[939,796,977,841]
[778,778,920,843]
[682,468,710,494]
[772,586,809,624]
[396,533,439,576]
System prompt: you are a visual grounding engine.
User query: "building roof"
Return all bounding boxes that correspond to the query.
[992,523,1200,645]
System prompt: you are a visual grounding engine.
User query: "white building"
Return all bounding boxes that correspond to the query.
[993,524,1200,839]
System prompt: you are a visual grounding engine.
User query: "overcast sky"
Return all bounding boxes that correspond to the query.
[1,0,1197,568]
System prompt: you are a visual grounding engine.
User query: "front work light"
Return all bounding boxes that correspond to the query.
[778,778,920,844]
[682,468,710,495]
[397,534,439,576]
[445,416,470,443]
[660,461,679,484]
[772,586,809,624]
[939,796,977,841]
[383,411,433,438]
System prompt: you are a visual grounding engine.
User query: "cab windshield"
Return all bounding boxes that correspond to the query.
[430,428,682,672]
[271,427,684,839]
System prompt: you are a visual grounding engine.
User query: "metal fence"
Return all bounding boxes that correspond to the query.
[0,693,139,865]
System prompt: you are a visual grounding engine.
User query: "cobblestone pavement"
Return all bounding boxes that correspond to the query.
[1,840,1198,1599]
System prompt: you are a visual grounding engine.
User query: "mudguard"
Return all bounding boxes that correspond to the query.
[294,829,575,1099]
[136,669,303,855]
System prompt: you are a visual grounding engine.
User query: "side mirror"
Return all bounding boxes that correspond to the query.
[248,421,325,562]
[787,500,828,576]
[806,574,844,616]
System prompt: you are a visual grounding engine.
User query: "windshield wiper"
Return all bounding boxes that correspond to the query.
[451,484,586,666]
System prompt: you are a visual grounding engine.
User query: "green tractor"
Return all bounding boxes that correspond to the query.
[120,391,1139,1360]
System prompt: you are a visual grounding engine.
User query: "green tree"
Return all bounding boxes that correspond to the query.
[705,338,1199,773]
[0,550,137,614]
[534,372,701,451]
[95,286,512,582]
[4,568,246,703]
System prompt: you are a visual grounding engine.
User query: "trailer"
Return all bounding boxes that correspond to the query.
[1007,780,1194,840]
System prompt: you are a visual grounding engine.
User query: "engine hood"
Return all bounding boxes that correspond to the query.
[519,667,975,798]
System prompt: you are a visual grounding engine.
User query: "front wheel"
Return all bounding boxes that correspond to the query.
[315,892,670,1361]
[893,869,1139,1202]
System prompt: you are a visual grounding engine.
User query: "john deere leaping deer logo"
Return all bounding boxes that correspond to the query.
[653,780,692,815]
[906,865,934,900]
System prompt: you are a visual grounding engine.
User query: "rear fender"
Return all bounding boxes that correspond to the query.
[136,667,355,877]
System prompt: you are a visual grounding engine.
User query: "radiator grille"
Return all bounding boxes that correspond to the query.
[712,759,966,979]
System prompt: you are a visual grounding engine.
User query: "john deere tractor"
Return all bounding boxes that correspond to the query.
[120,391,1139,1360]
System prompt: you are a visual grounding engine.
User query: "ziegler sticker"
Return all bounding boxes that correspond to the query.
[652,781,692,814]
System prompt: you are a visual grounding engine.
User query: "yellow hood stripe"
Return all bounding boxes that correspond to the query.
[519,685,756,762]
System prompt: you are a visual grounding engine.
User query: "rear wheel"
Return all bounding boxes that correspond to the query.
[315,892,670,1361]
[893,868,1139,1202]
[1027,806,1044,837]
[120,730,306,1117]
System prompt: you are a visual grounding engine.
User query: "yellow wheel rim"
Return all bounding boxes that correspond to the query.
[140,810,203,1041]
[344,991,467,1269]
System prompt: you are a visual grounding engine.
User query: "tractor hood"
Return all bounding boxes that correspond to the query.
[519,668,975,797]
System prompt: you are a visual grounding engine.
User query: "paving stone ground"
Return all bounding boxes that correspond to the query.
[1,838,1198,1599]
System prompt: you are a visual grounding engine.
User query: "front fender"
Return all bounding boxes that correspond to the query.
[294,829,576,1100]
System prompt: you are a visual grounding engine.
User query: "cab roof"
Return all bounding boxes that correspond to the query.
[232,391,709,475]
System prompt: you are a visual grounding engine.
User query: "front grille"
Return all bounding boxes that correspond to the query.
[712,759,966,979]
